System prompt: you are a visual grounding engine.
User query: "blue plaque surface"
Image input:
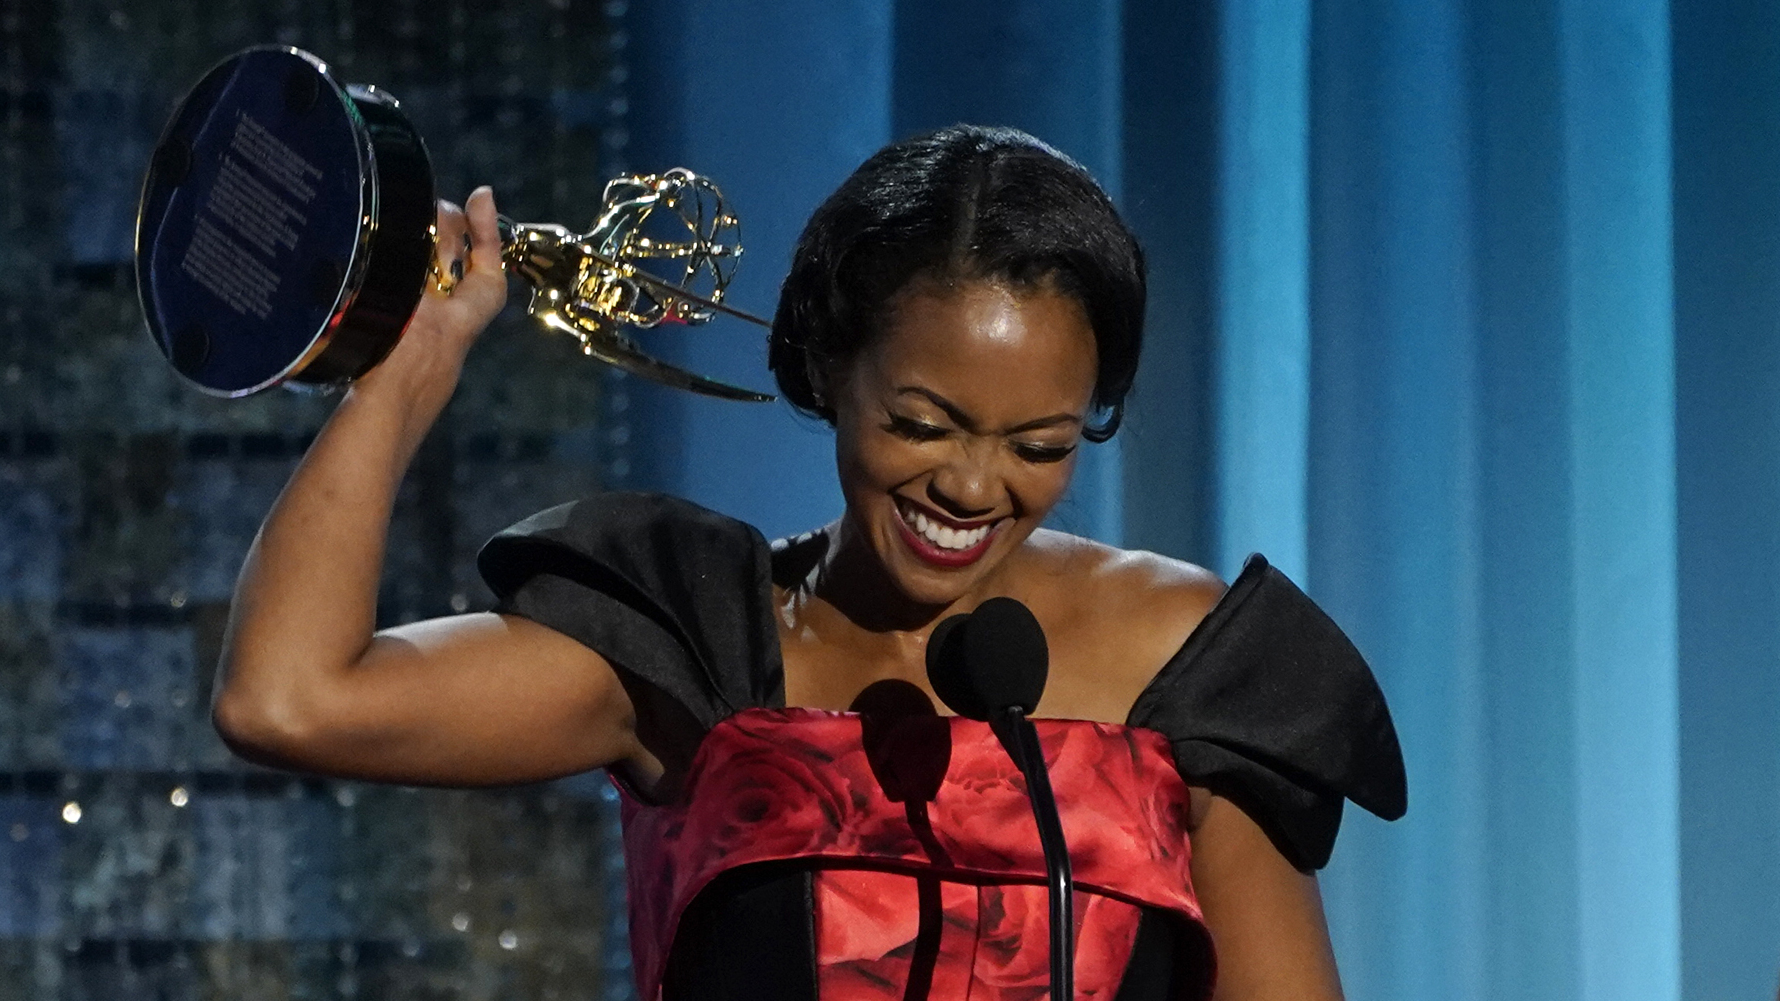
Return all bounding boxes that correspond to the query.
[137,48,428,396]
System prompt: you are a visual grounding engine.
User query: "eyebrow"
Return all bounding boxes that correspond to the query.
[894,386,1083,434]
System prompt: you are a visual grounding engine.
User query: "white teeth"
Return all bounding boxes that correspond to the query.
[902,505,990,551]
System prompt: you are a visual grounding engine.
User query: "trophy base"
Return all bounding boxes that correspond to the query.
[135,47,434,397]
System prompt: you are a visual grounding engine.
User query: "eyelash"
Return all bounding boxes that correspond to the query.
[884,415,1076,464]
[1013,442,1076,464]
[885,415,948,442]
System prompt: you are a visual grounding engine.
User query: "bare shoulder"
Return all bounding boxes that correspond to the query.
[1106,543,1224,618]
[1026,527,1225,618]
[1021,530,1227,721]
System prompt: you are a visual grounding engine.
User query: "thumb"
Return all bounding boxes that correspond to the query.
[453,186,509,316]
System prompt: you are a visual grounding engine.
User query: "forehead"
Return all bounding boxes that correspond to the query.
[858,282,1098,412]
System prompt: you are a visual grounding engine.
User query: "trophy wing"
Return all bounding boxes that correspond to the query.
[574,322,775,403]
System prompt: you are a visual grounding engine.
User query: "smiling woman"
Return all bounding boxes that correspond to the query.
[212,125,1406,1001]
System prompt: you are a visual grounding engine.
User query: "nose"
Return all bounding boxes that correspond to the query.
[926,442,999,519]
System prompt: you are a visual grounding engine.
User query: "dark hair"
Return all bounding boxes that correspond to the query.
[767,125,1145,442]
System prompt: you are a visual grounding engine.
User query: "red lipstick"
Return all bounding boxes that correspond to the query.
[892,502,1000,569]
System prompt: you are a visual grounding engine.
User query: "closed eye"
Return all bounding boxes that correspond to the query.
[885,414,949,442]
[1012,441,1076,464]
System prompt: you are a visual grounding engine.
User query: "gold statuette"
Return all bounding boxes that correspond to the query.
[496,169,773,402]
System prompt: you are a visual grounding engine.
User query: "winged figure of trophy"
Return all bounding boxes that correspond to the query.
[135,46,773,401]
[498,169,771,401]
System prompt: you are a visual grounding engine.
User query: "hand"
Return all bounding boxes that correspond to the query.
[350,186,509,432]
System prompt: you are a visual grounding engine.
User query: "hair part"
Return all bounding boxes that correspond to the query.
[768,125,1145,442]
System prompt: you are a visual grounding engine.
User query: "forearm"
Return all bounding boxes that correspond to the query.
[216,379,443,724]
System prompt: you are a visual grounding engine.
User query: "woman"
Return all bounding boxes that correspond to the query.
[214,126,1405,1000]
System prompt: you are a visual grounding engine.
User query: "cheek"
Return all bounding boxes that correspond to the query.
[833,417,914,499]
[1011,455,1077,515]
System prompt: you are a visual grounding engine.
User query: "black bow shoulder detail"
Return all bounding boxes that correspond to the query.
[1126,554,1408,871]
[477,492,785,731]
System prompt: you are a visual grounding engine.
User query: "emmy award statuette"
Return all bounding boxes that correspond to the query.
[135,46,774,401]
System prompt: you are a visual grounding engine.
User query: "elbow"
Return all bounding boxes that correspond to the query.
[211,669,327,768]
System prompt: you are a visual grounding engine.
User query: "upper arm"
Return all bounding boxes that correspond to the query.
[1160,560,1343,998]
[215,611,655,787]
[1189,793,1344,1001]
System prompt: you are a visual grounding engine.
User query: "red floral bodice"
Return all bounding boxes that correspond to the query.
[618,707,1215,1001]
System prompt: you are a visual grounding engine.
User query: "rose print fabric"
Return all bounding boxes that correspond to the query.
[619,708,1215,1001]
[811,870,1155,1001]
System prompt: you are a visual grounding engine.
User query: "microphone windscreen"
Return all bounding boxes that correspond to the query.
[925,613,984,720]
[962,597,1048,717]
[924,599,1049,720]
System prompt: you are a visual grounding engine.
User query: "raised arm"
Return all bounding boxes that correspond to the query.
[212,188,652,788]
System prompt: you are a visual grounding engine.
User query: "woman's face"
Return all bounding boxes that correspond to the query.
[830,279,1099,609]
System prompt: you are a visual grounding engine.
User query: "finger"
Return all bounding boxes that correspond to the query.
[435,200,468,249]
[430,200,469,295]
[463,186,504,279]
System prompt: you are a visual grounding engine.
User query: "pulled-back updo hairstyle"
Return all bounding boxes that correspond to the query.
[768,125,1145,442]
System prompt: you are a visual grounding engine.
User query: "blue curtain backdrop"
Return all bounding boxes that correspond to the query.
[627,1,1777,998]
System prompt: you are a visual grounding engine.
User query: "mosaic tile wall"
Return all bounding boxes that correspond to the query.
[0,1,641,997]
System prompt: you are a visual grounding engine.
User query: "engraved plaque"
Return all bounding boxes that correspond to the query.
[136,47,434,396]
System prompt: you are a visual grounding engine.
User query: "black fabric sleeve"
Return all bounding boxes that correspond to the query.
[475,492,785,733]
[1126,554,1407,871]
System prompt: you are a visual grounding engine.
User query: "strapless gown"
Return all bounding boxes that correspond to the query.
[478,492,1407,1001]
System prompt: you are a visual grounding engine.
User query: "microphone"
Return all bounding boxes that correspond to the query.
[928,597,1048,722]
[927,598,1073,1001]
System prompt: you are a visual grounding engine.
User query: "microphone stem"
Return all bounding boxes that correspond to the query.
[994,710,1074,1000]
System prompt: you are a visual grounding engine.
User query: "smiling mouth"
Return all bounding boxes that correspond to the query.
[893,498,1002,567]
